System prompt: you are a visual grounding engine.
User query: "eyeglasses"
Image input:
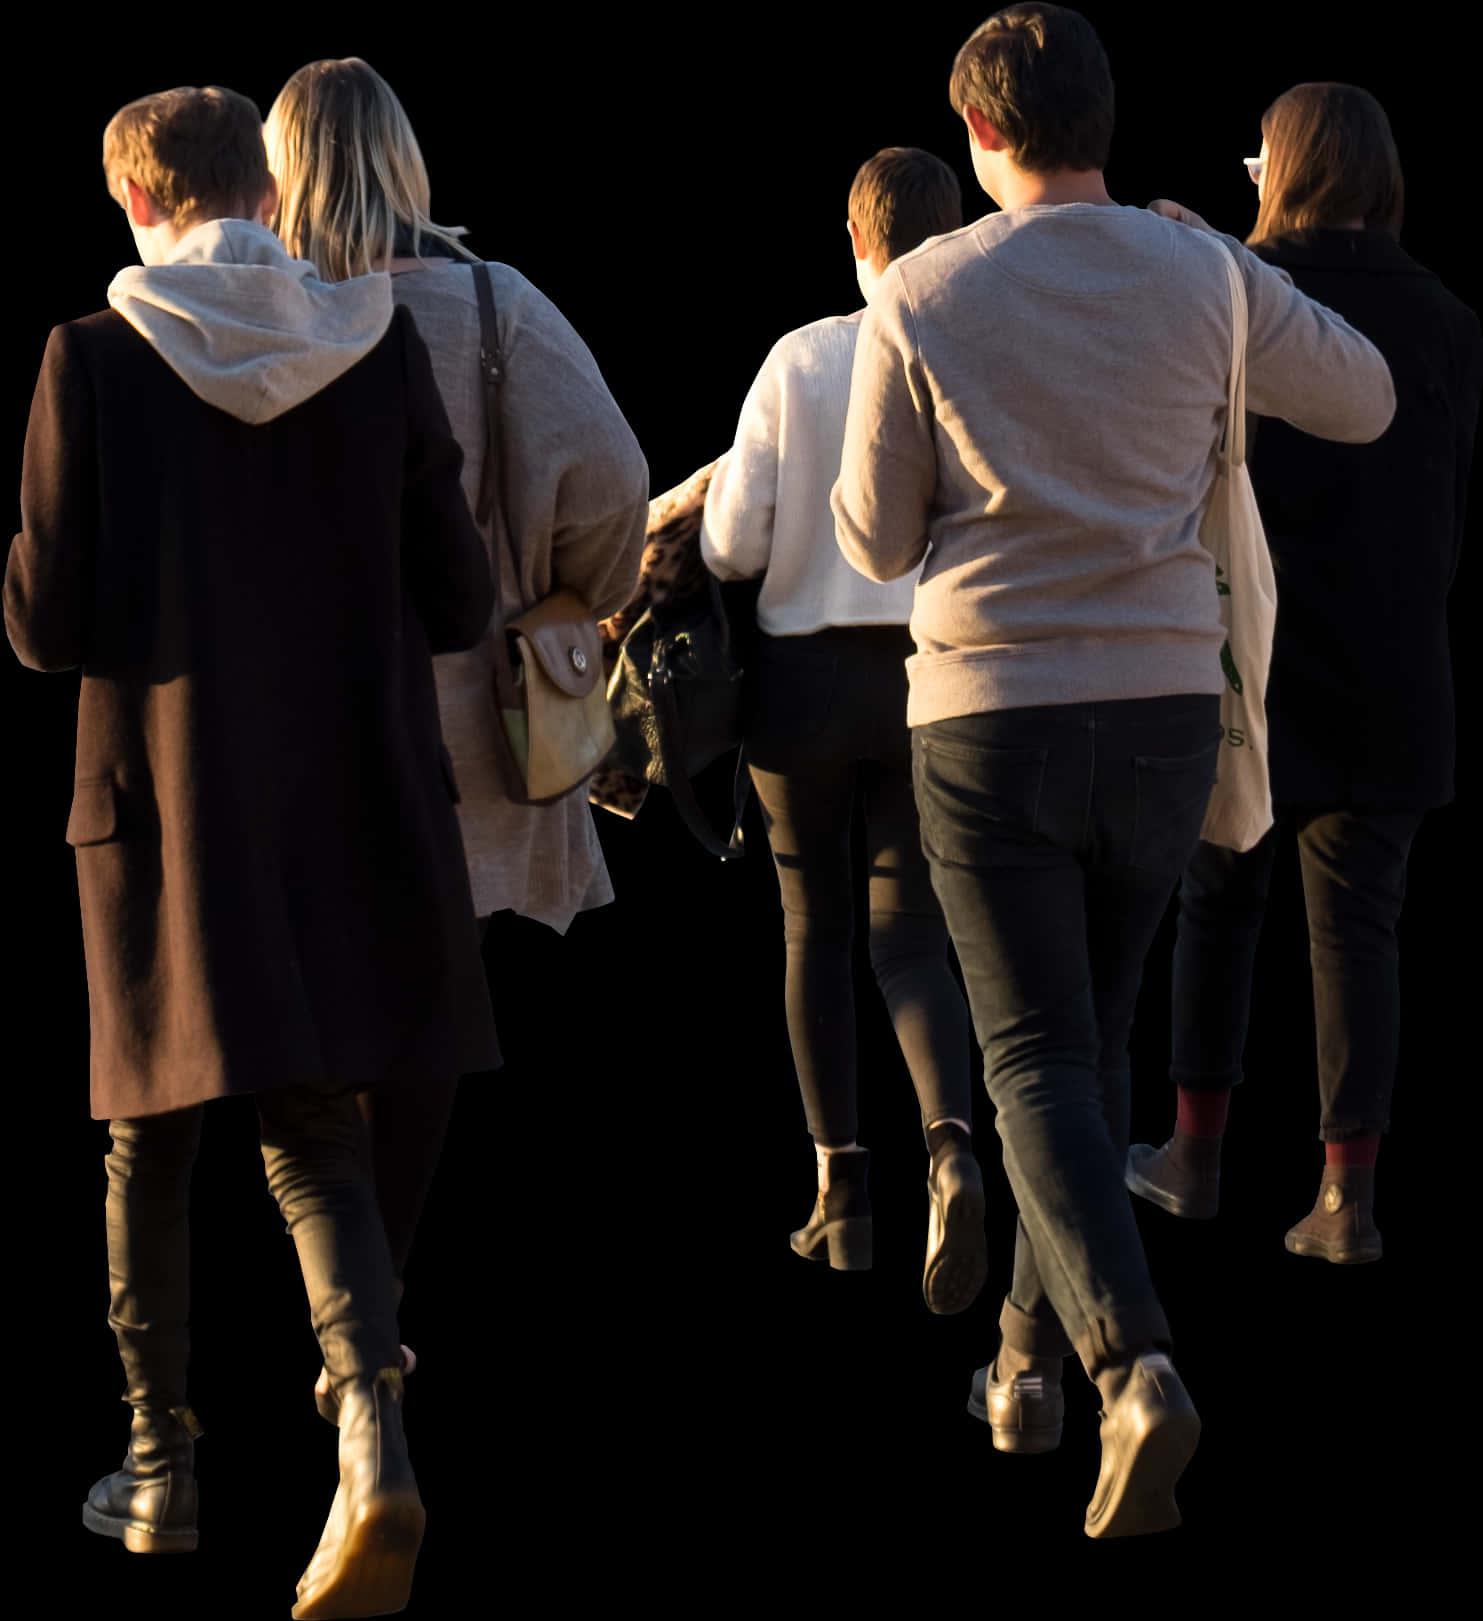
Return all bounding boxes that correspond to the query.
[1243,156,1266,184]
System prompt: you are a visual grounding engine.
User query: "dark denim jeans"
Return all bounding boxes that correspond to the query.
[912,694,1221,1376]
[105,1086,402,1411]
[747,627,973,1147]
[1171,808,1423,1140]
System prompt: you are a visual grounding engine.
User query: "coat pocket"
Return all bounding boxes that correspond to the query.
[65,778,121,847]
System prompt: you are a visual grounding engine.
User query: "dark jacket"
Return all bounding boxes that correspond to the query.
[5,304,500,1118]
[1249,228,1481,808]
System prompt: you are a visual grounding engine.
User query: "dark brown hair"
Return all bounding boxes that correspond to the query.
[1248,82,1404,245]
[848,147,964,266]
[103,86,272,227]
[948,4,1113,174]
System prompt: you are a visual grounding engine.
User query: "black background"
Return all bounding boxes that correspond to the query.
[7,6,1475,1610]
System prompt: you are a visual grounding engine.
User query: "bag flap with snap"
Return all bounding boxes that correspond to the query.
[508,588,602,698]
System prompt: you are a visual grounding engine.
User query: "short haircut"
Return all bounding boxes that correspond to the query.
[103,86,271,227]
[266,58,474,282]
[948,5,1114,175]
[848,147,964,266]
[1248,83,1404,246]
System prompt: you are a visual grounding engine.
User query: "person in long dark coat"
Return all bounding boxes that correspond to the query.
[4,86,497,1619]
[1126,83,1482,1262]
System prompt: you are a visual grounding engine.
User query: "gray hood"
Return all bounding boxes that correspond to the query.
[108,219,393,424]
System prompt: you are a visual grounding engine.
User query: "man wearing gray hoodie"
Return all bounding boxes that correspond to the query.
[6,86,495,1617]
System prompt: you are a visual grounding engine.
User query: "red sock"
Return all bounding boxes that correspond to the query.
[1325,1133,1380,1168]
[1175,1086,1230,1139]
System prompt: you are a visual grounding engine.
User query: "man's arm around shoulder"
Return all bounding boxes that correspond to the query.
[1152,202,1395,444]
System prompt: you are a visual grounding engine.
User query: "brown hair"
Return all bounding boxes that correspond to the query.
[1248,83,1403,245]
[103,86,272,227]
[265,58,475,282]
[948,4,1113,174]
[849,147,963,266]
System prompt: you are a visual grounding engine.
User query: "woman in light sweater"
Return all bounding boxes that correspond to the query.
[265,57,648,1376]
[702,148,986,1315]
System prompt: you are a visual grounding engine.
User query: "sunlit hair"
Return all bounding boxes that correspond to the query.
[1248,83,1403,246]
[104,86,271,227]
[948,4,1113,175]
[265,58,476,281]
[849,148,963,266]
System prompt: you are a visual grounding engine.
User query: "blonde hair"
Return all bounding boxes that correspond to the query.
[265,58,476,281]
[104,85,271,227]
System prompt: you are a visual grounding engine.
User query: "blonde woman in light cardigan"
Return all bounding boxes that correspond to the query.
[265,55,648,1395]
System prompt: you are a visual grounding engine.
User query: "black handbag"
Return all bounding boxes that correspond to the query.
[607,573,760,860]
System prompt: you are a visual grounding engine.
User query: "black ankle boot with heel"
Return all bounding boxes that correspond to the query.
[790,1146,873,1269]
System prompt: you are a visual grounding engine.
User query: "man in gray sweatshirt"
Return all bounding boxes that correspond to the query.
[830,4,1395,1538]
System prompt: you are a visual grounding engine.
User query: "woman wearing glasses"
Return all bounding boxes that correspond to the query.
[1129,83,1481,1259]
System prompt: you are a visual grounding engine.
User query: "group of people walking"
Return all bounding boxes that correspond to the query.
[5,3,1476,1613]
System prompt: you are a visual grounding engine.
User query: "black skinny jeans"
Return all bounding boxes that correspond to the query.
[105,1086,403,1411]
[1170,808,1422,1140]
[746,626,973,1149]
[913,694,1221,1377]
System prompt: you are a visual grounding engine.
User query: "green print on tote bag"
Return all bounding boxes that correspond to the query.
[1198,242,1278,851]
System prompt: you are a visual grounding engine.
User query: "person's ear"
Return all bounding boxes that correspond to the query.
[255,174,280,227]
[121,177,166,229]
[848,218,867,262]
[964,106,1007,153]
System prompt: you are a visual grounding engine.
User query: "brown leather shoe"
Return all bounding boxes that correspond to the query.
[292,1368,425,1620]
[967,1359,1064,1453]
[1284,1165,1382,1264]
[82,1404,202,1554]
[790,1148,872,1270]
[1125,1131,1222,1220]
[1084,1354,1200,1539]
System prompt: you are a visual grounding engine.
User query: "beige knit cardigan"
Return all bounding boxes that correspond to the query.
[391,260,649,932]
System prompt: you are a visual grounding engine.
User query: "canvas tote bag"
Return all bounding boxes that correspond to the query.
[1198,239,1278,851]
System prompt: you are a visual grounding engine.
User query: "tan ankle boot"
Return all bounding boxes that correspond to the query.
[292,1367,425,1620]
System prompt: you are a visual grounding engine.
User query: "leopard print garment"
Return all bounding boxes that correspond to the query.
[588,457,722,818]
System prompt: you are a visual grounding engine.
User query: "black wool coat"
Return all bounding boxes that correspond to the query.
[1248,229,1482,809]
[6,305,501,1119]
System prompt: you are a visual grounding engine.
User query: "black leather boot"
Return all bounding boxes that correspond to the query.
[922,1123,987,1315]
[82,1403,202,1553]
[292,1367,426,1620]
[92,1111,202,1552]
[790,1147,872,1269]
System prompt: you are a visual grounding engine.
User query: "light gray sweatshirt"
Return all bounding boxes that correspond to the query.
[830,204,1396,725]
[108,219,392,422]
